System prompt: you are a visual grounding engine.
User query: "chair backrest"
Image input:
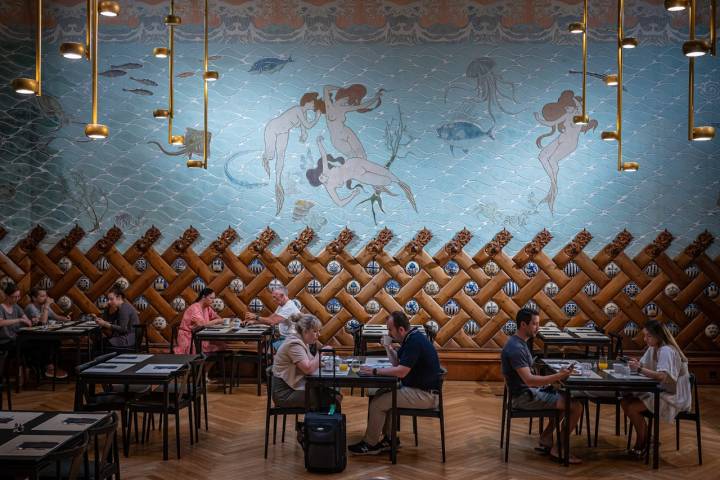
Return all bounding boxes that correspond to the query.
[188,356,206,398]
[134,323,149,353]
[169,324,179,353]
[74,352,118,409]
[689,372,700,415]
[43,431,90,480]
[0,349,7,378]
[89,413,118,480]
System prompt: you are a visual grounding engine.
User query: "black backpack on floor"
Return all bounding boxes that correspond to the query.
[301,347,346,473]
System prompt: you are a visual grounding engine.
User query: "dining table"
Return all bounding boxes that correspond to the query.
[76,353,198,460]
[304,356,400,464]
[540,358,663,469]
[0,410,111,479]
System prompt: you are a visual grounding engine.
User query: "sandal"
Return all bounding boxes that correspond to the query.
[549,451,582,465]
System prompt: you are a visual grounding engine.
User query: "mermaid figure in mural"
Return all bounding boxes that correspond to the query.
[262,92,324,215]
[307,136,416,210]
[323,84,384,160]
[535,90,597,214]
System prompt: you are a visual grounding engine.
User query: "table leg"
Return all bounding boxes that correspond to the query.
[15,340,21,393]
[163,383,169,461]
[391,385,397,464]
[256,339,262,396]
[564,389,571,467]
[653,390,660,469]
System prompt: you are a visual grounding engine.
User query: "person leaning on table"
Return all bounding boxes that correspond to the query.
[348,311,442,456]
[244,286,299,351]
[501,307,584,464]
[621,319,691,458]
[271,313,341,409]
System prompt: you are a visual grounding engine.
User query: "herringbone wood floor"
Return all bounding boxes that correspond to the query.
[9,381,720,479]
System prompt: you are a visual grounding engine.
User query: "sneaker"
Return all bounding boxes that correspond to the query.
[378,436,401,452]
[348,440,383,456]
[44,365,68,379]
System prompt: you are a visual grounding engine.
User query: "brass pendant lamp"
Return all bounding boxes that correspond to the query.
[11,0,43,96]
[59,0,121,140]
[600,0,639,172]
[187,0,220,169]
[665,0,716,142]
[569,0,590,125]
[153,0,184,146]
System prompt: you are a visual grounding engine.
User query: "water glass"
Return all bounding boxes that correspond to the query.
[598,355,608,370]
[232,318,242,329]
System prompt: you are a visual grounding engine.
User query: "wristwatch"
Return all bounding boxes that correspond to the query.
[373,368,378,376]
[255,314,260,322]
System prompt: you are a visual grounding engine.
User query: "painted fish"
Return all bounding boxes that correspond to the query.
[130,77,158,86]
[123,88,153,96]
[111,63,142,69]
[437,121,495,155]
[176,71,195,78]
[99,69,126,77]
[249,56,293,73]
[208,55,222,61]
[568,70,628,92]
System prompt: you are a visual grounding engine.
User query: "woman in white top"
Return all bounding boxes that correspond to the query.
[271,313,341,409]
[621,319,691,457]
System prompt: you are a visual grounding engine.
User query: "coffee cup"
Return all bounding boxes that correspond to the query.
[233,318,242,329]
[223,318,230,327]
[381,334,393,347]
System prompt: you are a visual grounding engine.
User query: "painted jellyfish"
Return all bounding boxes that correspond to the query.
[444,57,520,128]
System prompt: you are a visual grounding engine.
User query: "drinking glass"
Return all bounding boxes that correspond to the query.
[350,359,361,373]
[338,359,349,372]
[598,355,608,370]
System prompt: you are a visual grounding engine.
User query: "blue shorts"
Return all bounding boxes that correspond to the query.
[512,388,561,410]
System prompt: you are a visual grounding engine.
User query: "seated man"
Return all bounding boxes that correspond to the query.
[501,307,583,464]
[92,285,139,351]
[24,287,69,378]
[245,286,299,350]
[349,311,442,455]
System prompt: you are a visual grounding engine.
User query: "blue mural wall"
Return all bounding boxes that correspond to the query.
[1,0,718,257]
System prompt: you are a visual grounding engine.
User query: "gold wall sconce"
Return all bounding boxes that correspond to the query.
[601,0,639,172]
[665,0,716,141]
[153,1,185,146]
[59,0,121,139]
[569,0,590,125]
[11,0,43,96]
[187,0,220,169]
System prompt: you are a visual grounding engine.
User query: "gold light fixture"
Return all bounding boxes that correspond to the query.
[601,0,638,172]
[665,0,689,11]
[11,0,42,96]
[569,0,589,125]
[188,0,219,169]
[669,0,716,141]
[152,0,184,147]
[60,0,119,139]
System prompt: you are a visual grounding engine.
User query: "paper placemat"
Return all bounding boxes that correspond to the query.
[0,412,44,430]
[136,364,183,374]
[62,326,97,332]
[574,332,609,339]
[363,325,387,329]
[0,434,71,457]
[540,332,574,338]
[107,354,154,363]
[363,358,392,367]
[313,368,352,376]
[83,362,135,374]
[201,327,233,334]
[602,368,648,380]
[32,413,106,432]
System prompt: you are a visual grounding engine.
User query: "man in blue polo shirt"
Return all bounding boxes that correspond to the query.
[349,311,442,455]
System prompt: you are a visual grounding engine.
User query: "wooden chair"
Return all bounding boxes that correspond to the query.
[502,385,562,463]
[0,350,11,410]
[627,373,702,465]
[395,367,447,462]
[264,367,305,459]
[39,431,90,480]
[127,365,194,459]
[86,412,121,480]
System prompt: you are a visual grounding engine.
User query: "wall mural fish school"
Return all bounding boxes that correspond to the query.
[0,0,718,260]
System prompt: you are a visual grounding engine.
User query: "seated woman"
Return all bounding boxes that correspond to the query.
[621,319,691,457]
[174,288,228,354]
[93,285,139,351]
[272,313,340,409]
[0,283,32,349]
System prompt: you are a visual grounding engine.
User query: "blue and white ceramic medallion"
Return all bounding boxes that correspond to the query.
[268,278,284,292]
[464,281,479,297]
[134,257,147,272]
[604,262,620,278]
[346,279,361,295]
[248,258,265,275]
[229,278,244,293]
[664,283,680,297]
[623,282,640,298]
[58,257,72,273]
[443,299,460,316]
[326,298,342,314]
[484,261,500,276]
[306,279,323,295]
[326,260,342,275]
[424,281,440,296]
[133,296,148,311]
[684,264,700,280]
[95,256,109,272]
[153,276,168,291]
[365,260,381,275]
[623,321,639,338]
[484,301,499,316]
[604,302,619,318]
[523,262,539,277]
[211,257,224,273]
[249,297,264,313]
[172,258,187,273]
[644,262,659,277]
[115,277,130,290]
[424,320,439,335]
[563,261,580,277]
[583,282,599,297]
[76,276,91,291]
[171,297,186,312]
[543,282,559,298]
[344,319,361,333]
[191,277,206,293]
[152,316,167,331]
[444,260,460,276]
[705,282,718,299]
[96,295,108,310]
[665,321,680,337]
[365,299,380,314]
[502,281,519,297]
[405,261,420,276]
[287,259,303,275]
[405,299,420,315]
[385,279,401,296]
[502,320,518,336]
[705,323,719,339]
[563,301,578,317]
[684,303,699,319]
[57,296,72,311]
[643,302,660,318]
[463,319,479,336]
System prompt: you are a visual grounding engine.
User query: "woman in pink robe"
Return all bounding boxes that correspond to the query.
[174,288,228,354]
